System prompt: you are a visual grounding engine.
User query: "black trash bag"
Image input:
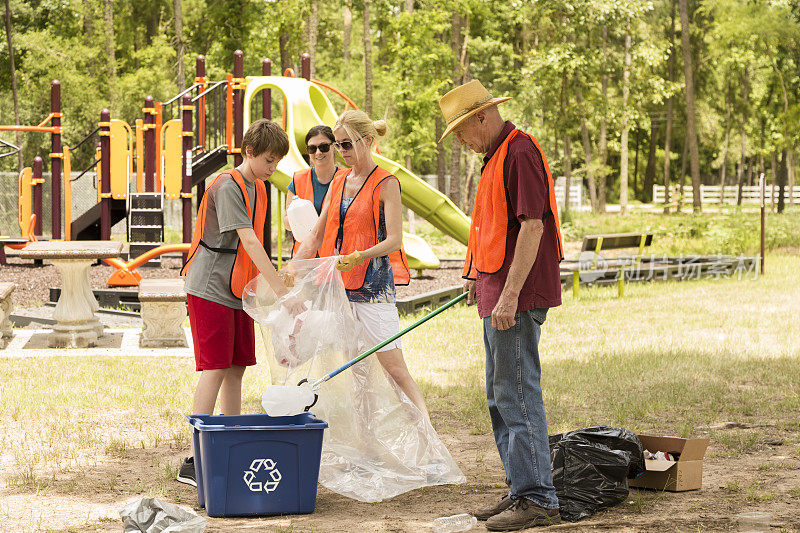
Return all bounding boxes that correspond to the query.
[549,426,645,522]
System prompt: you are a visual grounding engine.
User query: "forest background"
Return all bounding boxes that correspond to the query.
[2,0,799,215]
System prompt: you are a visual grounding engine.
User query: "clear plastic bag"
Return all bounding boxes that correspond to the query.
[243,257,465,502]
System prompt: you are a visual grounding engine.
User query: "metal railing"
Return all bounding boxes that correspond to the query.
[191,80,228,155]
[0,138,21,160]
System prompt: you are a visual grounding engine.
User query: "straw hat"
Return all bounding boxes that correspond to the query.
[438,80,511,142]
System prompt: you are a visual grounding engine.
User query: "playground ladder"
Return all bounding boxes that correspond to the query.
[128,192,164,266]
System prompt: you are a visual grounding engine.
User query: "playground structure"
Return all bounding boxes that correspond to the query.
[3,51,471,287]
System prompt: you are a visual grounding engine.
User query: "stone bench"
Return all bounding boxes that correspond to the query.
[138,279,188,348]
[0,282,16,349]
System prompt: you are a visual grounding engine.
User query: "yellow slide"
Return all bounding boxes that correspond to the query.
[243,77,470,271]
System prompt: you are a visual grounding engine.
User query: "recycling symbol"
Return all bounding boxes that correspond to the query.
[243,458,282,493]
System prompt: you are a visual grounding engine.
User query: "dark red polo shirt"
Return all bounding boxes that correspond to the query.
[474,121,563,318]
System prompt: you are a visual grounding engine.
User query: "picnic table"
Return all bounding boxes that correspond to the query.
[19,240,124,348]
[561,232,654,298]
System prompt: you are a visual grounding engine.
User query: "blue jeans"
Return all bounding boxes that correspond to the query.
[483,309,559,509]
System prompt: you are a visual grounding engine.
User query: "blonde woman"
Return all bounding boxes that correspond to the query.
[293,110,429,421]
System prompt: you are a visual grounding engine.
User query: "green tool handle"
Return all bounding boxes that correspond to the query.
[311,291,468,390]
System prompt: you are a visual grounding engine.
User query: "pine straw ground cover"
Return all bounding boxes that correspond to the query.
[1,255,799,530]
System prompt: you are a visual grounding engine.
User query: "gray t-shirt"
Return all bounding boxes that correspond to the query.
[184,174,257,309]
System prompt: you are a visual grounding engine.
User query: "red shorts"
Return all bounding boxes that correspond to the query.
[187,294,256,371]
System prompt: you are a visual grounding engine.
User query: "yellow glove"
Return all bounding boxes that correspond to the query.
[277,267,295,288]
[336,251,364,271]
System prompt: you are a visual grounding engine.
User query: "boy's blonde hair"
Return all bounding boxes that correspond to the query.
[334,110,388,144]
[242,119,289,158]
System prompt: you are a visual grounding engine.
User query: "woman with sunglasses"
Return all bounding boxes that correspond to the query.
[293,110,430,421]
[285,125,349,256]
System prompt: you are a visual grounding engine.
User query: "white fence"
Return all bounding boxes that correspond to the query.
[654,184,800,205]
[419,174,584,209]
[554,184,583,209]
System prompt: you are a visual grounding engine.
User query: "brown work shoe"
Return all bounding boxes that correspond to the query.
[485,498,561,531]
[473,494,514,521]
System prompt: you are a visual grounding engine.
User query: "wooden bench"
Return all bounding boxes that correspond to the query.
[0,282,16,349]
[138,279,188,348]
[563,232,654,298]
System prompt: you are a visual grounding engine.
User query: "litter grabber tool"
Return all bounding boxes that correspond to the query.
[261,291,468,416]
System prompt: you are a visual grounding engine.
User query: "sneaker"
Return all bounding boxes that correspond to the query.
[485,498,561,531]
[176,457,196,487]
[473,494,514,521]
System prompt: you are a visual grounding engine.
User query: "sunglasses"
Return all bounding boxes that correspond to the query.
[307,142,332,154]
[334,136,365,152]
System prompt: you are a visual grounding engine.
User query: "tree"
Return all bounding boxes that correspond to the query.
[619,31,631,214]
[307,0,318,78]
[643,114,657,202]
[719,83,732,203]
[343,0,352,65]
[3,0,22,170]
[598,25,610,212]
[576,85,597,211]
[363,0,373,115]
[173,0,185,90]
[449,10,466,207]
[679,0,702,211]
[663,0,676,213]
[104,0,117,107]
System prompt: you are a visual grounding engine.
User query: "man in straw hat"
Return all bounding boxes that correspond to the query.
[439,80,565,530]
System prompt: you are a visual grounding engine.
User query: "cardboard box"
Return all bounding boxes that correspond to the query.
[629,434,710,492]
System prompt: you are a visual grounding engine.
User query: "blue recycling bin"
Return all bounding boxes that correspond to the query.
[187,413,328,517]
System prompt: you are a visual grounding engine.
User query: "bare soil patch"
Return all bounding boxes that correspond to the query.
[1,424,798,532]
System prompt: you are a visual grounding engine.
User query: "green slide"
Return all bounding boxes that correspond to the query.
[243,77,470,270]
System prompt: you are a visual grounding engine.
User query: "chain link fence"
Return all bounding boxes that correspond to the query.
[0,170,130,238]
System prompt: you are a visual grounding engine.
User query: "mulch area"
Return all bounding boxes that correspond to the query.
[0,254,465,308]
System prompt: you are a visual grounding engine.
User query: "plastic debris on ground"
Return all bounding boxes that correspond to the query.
[243,257,465,502]
[432,513,478,532]
[120,497,206,533]
[549,426,646,522]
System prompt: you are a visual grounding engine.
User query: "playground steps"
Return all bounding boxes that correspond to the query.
[128,193,164,266]
[71,199,127,241]
[191,146,229,186]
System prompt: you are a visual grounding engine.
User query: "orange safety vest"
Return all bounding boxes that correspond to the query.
[181,168,269,299]
[319,166,410,290]
[463,129,564,279]
[291,166,348,257]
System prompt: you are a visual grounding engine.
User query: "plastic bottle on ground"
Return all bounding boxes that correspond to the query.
[432,513,477,533]
[286,198,318,242]
[736,511,771,532]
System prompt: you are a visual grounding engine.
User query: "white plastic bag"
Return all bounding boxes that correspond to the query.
[242,257,465,502]
[120,497,206,533]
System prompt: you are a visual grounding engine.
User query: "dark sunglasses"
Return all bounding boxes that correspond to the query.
[307,142,332,154]
[334,136,365,151]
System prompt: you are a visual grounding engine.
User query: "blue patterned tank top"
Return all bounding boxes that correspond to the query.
[337,198,396,303]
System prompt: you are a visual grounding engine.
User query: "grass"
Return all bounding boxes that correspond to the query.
[2,218,800,529]
[404,253,800,440]
[562,208,800,256]
[406,207,800,260]
[2,259,798,483]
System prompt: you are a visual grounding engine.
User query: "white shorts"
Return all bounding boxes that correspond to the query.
[349,302,402,352]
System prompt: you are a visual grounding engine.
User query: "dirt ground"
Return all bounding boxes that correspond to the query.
[0,423,798,532]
